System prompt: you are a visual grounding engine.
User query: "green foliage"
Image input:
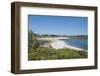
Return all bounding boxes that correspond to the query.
[28,30,39,53]
[55,48,82,59]
[32,38,39,49]
[28,47,57,60]
[77,51,88,58]
[28,30,33,50]
[28,47,87,60]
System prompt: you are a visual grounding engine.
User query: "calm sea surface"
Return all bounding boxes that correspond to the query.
[61,38,88,50]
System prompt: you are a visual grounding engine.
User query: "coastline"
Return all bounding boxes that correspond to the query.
[50,40,84,51]
[37,37,85,51]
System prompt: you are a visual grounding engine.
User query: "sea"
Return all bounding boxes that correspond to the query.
[61,38,88,50]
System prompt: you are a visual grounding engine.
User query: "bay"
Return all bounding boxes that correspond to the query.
[61,38,88,50]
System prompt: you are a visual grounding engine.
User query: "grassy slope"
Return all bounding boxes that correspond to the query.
[28,47,87,60]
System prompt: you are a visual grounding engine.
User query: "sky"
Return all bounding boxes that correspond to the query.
[28,15,88,36]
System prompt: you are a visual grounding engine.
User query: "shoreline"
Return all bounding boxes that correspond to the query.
[37,37,85,51]
[50,40,84,51]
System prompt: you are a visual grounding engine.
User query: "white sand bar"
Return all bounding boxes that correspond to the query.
[37,37,85,51]
[37,37,69,41]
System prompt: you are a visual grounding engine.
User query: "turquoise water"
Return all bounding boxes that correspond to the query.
[61,38,88,50]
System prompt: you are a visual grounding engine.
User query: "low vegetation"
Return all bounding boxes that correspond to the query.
[28,47,87,60]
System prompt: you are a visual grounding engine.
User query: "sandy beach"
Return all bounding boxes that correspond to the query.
[37,37,69,41]
[37,37,84,51]
[50,40,84,51]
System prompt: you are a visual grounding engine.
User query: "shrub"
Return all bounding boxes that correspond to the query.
[28,30,39,53]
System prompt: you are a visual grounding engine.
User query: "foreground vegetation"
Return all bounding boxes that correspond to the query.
[28,30,87,60]
[28,47,87,60]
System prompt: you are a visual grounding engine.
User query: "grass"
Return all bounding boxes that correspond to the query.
[28,47,87,60]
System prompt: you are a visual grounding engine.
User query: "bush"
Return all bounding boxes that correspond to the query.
[28,30,39,53]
